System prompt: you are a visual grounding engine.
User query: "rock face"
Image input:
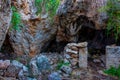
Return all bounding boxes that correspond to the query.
[56,0,107,43]
[8,0,57,56]
[64,42,88,68]
[106,46,120,69]
[0,0,12,49]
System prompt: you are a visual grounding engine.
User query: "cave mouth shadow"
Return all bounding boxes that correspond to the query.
[44,28,116,54]
[0,34,15,59]
[42,15,116,53]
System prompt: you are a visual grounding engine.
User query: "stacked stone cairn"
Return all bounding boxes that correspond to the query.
[64,42,88,69]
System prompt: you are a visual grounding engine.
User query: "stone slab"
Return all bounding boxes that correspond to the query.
[106,46,120,69]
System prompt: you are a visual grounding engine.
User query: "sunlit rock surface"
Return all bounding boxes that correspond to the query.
[8,0,57,56]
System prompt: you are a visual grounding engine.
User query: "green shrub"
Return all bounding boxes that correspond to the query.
[11,6,21,30]
[56,60,70,70]
[35,0,60,20]
[99,0,120,40]
[104,65,120,79]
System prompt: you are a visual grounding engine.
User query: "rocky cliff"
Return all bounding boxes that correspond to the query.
[0,0,108,56]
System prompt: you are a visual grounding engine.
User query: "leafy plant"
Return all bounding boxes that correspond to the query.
[99,0,120,41]
[35,0,60,20]
[11,6,21,30]
[104,65,120,79]
[56,60,70,70]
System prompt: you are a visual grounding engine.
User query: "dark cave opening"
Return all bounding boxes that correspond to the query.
[0,34,14,60]
[41,15,116,53]
[45,23,116,54]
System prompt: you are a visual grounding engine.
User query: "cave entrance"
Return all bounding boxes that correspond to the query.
[0,34,14,60]
[44,15,115,53]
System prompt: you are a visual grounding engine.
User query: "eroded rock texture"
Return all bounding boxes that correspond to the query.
[9,0,57,57]
[56,0,107,43]
[0,0,12,49]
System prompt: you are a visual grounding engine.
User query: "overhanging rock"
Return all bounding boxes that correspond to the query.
[56,0,107,43]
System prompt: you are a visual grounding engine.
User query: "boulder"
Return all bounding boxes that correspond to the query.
[29,54,51,77]
[0,60,10,69]
[60,65,72,74]
[0,76,17,80]
[48,72,61,80]
[36,55,51,72]
[4,65,21,77]
[4,60,29,78]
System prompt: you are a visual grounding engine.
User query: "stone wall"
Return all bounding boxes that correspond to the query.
[64,42,88,69]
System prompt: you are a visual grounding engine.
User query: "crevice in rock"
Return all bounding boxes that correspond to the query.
[0,34,14,59]
[41,37,68,53]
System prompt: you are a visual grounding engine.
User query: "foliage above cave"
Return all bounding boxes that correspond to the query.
[99,0,120,41]
[11,6,21,30]
[35,0,60,20]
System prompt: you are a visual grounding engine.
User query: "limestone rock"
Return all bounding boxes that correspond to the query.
[0,0,12,49]
[106,46,120,69]
[29,54,51,76]
[29,60,39,76]
[48,72,61,80]
[79,43,88,68]
[65,47,78,54]
[12,60,29,76]
[11,60,24,68]
[64,42,88,68]
[64,54,71,59]
[0,70,4,76]
[4,65,21,77]
[0,76,17,80]
[57,0,107,29]
[56,0,107,42]
[0,60,10,69]
[26,77,37,80]
[70,58,78,66]
[36,55,51,72]
[8,0,57,57]
[60,65,72,74]
[18,66,29,79]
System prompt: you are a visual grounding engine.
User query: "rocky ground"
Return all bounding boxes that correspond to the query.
[0,51,118,80]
